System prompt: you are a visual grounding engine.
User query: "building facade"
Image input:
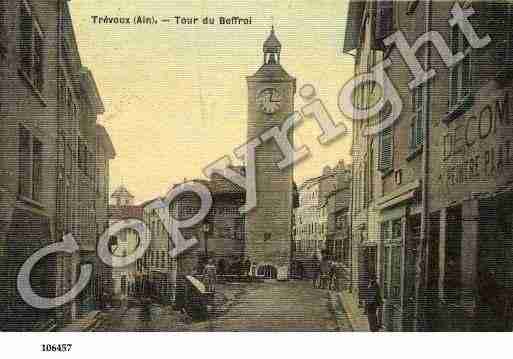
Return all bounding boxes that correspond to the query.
[0,0,113,330]
[95,124,116,308]
[344,0,513,331]
[139,171,246,306]
[0,0,59,330]
[324,161,352,288]
[108,186,142,301]
[292,161,352,281]
[141,196,176,304]
[293,175,326,267]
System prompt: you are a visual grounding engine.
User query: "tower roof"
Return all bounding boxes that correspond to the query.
[263,26,281,53]
[249,63,294,81]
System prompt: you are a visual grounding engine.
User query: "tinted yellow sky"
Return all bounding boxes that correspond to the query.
[70,0,354,203]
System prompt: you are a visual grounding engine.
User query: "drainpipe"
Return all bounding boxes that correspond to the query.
[414,0,432,332]
[55,0,64,327]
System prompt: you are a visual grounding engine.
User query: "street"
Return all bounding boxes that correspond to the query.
[95,280,352,332]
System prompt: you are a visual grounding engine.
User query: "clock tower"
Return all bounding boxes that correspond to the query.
[246,27,296,279]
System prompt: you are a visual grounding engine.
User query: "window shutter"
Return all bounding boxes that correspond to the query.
[416,114,423,148]
[409,117,416,149]
[20,5,33,72]
[343,0,366,53]
[449,27,459,109]
[0,0,7,56]
[462,36,472,97]
[380,126,393,170]
[375,0,394,42]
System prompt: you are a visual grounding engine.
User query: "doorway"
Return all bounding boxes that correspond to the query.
[477,198,513,331]
[257,265,277,279]
[402,214,420,331]
[358,246,377,304]
[425,212,440,331]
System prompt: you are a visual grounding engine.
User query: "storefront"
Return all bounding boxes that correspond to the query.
[436,83,513,331]
[438,192,513,331]
[4,205,54,331]
[377,180,420,332]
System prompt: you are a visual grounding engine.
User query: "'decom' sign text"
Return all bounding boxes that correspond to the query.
[443,90,513,187]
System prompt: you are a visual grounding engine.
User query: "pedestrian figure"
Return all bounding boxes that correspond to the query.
[242,257,251,277]
[320,257,331,289]
[203,258,217,293]
[328,261,338,290]
[312,254,321,288]
[250,261,257,277]
[217,258,226,276]
[365,275,382,332]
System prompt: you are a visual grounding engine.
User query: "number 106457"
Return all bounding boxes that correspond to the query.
[41,344,72,352]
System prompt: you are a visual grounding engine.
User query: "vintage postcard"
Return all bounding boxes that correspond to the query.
[1,1,513,350]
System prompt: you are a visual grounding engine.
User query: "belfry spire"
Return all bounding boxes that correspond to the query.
[263,26,281,65]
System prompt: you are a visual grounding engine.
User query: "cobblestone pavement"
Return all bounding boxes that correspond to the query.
[95,280,352,332]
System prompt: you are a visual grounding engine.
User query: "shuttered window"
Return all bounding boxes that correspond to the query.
[375,0,394,42]
[380,127,393,171]
[410,85,424,150]
[379,107,393,171]
[0,0,7,57]
[18,125,31,198]
[19,1,45,92]
[449,19,472,110]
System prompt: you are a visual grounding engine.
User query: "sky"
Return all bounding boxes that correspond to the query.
[69,0,355,203]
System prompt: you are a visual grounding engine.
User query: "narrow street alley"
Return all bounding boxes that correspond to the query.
[94,281,352,332]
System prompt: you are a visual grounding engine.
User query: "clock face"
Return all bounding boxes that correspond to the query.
[256,88,282,114]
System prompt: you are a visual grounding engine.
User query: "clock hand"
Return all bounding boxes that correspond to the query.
[270,91,280,103]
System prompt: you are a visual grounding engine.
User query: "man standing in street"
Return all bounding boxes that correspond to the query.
[365,275,382,332]
[203,259,217,293]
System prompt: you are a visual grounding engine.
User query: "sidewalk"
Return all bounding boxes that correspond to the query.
[336,290,370,332]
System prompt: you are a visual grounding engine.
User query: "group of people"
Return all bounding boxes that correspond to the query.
[217,256,252,277]
[202,259,217,293]
[311,249,382,332]
[199,255,255,294]
[311,250,338,290]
